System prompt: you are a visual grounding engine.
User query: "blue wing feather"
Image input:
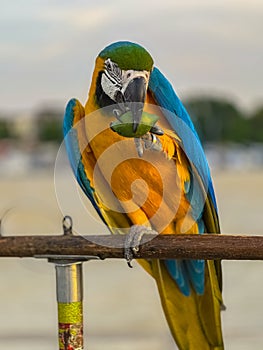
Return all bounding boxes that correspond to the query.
[63,98,107,226]
[149,67,218,295]
[149,67,217,210]
[164,260,191,296]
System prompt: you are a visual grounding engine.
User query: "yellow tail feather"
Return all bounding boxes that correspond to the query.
[138,259,224,350]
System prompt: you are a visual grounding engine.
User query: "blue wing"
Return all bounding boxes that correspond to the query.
[149,67,217,210]
[149,67,220,296]
[63,98,107,225]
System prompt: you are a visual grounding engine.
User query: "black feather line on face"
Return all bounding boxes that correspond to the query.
[95,71,116,108]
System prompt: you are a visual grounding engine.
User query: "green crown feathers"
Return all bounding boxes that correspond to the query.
[99,41,154,71]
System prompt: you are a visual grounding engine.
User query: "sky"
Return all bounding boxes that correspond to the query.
[1,0,263,113]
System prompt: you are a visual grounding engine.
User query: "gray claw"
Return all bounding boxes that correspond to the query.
[113,109,122,121]
[150,125,164,135]
[141,133,163,152]
[134,138,144,157]
[124,225,147,267]
[124,225,158,267]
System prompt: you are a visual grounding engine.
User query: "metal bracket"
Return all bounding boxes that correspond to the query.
[34,216,101,263]
[34,255,100,264]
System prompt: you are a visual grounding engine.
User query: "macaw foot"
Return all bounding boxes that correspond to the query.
[124,225,158,267]
[134,129,163,157]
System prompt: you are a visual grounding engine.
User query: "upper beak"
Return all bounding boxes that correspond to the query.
[123,76,147,132]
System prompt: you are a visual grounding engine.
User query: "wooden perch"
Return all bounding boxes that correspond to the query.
[0,234,263,260]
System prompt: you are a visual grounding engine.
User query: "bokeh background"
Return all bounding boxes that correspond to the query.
[1,1,263,349]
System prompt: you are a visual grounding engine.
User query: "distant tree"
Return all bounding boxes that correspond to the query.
[35,109,63,143]
[249,107,263,143]
[184,97,249,143]
[0,119,12,139]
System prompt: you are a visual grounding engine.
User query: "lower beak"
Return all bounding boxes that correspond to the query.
[123,77,147,132]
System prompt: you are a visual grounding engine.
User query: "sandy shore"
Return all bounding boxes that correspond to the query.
[0,170,263,349]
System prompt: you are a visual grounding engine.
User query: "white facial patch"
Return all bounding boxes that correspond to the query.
[101,72,119,101]
[101,58,150,101]
[121,70,150,95]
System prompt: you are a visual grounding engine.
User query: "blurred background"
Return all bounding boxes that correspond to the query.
[1,0,263,349]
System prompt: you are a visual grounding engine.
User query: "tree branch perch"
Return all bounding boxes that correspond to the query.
[0,234,263,260]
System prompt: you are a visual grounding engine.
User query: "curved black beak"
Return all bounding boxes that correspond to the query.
[123,77,147,132]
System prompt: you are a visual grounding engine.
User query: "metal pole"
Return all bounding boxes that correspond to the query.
[55,261,84,350]
[46,216,100,350]
[53,216,84,350]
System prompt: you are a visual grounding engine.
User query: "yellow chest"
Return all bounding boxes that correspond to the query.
[81,107,195,234]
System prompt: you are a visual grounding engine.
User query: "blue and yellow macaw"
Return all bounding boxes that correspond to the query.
[63,41,224,349]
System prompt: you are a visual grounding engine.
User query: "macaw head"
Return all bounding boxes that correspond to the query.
[95,41,154,132]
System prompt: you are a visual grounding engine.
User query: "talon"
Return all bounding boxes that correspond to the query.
[141,133,163,152]
[124,225,158,267]
[150,125,164,135]
[134,138,144,157]
[141,133,152,149]
[124,229,136,267]
[113,109,122,121]
[150,134,163,152]
[127,260,133,268]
